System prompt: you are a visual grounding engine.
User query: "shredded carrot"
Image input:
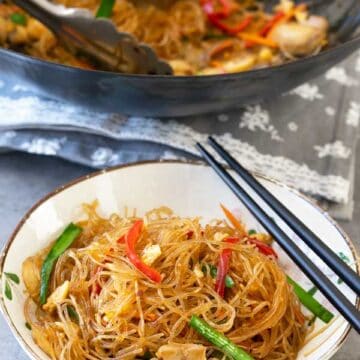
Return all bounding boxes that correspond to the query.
[209,39,235,58]
[220,204,246,236]
[238,33,278,48]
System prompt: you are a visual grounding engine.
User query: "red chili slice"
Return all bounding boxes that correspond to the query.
[125,220,162,283]
[247,238,278,258]
[259,11,285,36]
[215,237,239,297]
[208,14,253,35]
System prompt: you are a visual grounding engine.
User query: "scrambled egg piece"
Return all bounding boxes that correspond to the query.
[156,343,206,360]
[103,291,135,321]
[193,264,204,279]
[249,233,272,245]
[214,232,229,242]
[141,244,162,266]
[43,281,69,312]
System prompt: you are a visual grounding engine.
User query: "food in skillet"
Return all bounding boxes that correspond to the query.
[22,203,334,359]
[0,0,329,75]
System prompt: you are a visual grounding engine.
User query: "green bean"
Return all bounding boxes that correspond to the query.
[287,276,334,323]
[189,315,254,360]
[40,223,82,305]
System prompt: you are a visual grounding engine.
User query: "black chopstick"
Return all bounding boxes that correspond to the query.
[196,142,360,333]
[208,135,360,296]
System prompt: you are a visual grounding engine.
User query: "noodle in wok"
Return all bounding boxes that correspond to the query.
[0,0,329,75]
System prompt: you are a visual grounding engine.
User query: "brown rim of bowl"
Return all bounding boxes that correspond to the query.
[0,159,359,360]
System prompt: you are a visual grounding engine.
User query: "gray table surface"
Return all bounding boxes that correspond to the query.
[0,150,359,359]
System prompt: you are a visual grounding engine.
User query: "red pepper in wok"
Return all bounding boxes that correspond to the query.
[201,0,253,35]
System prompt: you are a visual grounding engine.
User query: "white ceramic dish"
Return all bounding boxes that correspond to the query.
[0,161,359,360]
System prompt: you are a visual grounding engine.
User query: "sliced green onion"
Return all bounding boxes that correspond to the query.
[10,13,27,26]
[40,223,82,305]
[209,264,218,278]
[248,229,257,235]
[96,0,115,18]
[67,305,79,323]
[287,276,334,323]
[189,316,254,360]
[202,264,234,288]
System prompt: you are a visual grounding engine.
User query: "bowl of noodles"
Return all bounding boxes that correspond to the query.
[0,160,359,360]
[0,0,359,115]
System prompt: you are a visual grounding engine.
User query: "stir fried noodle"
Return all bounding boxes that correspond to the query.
[23,203,306,359]
[0,0,328,74]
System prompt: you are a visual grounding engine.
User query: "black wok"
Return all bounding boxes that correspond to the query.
[0,0,359,117]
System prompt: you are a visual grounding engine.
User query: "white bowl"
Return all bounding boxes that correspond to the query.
[0,161,359,360]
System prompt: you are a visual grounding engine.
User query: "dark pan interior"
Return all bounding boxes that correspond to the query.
[0,0,359,117]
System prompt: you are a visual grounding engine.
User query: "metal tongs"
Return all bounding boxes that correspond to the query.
[12,0,173,75]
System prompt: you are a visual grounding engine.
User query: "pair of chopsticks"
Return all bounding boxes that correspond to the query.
[197,136,360,333]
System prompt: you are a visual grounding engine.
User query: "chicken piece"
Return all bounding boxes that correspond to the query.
[22,256,41,300]
[43,281,70,313]
[156,343,206,360]
[193,264,204,279]
[22,245,53,301]
[141,244,162,266]
[305,15,329,33]
[270,22,327,57]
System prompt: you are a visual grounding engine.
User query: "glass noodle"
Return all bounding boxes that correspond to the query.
[22,203,306,359]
